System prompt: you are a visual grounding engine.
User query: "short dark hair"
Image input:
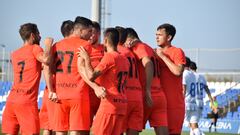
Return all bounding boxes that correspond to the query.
[125,27,139,39]
[61,20,74,37]
[104,28,119,47]
[115,26,127,45]
[92,21,100,32]
[157,23,176,42]
[74,16,93,29]
[190,61,197,70]
[19,23,39,41]
[185,57,191,67]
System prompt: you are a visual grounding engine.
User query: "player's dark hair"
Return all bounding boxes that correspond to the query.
[157,23,176,42]
[185,57,191,67]
[74,16,93,29]
[125,27,140,40]
[92,21,100,32]
[190,61,197,70]
[61,20,74,37]
[115,26,127,45]
[19,23,39,41]
[104,28,119,48]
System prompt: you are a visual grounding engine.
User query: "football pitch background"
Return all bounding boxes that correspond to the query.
[141,130,234,135]
[0,127,236,135]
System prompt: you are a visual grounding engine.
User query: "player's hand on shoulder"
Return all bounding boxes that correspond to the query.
[44,37,54,47]
[77,46,90,60]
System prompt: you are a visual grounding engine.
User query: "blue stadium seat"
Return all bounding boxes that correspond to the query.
[39,82,46,91]
[38,98,43,109]
[233,112,239,119]
[226,112,233,119]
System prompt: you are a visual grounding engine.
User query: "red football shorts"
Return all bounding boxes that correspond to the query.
[2,102,40,134]
[143,95,168,128]
[92,112,125,135]
[124,100,143,131]
[167,108,185,134]
[89,90,100,124]
[39,90,55,130]
[53,99,90,131]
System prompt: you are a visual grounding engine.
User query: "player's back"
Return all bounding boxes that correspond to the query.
[131,42,163,96]
[183,70,197,110]
[8,45,43,104]
[195,73,207,108]
[96,51,129,115]
[118,45,142,101]
[53,36,91,99]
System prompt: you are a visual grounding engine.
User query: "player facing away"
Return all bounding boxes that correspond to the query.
[189,61,214,135]
[2,23,53,135]
[155,23,186,135]
[189,62,214,117]
[125,28,168,135]
[39,20,74,135]
[51,16,93,135]
[116,26,144,135]
[182,57,201,135]
[77,28,130,135]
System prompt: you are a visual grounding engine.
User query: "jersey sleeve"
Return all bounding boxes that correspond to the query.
[132,43,152,60]
[32,45,44,59]
[200,75,207,85]
[95,53,115,74]
[173,48,186,65]
[83,42,92,55]
[182,70,187,85]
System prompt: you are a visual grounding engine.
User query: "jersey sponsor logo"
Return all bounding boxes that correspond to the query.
[56,82,78,88]
[113,98,127,103]
[12,88,32,94]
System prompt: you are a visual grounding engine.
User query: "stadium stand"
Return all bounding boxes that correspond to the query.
[0,81,239,118]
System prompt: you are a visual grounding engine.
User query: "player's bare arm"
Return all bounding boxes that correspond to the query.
[37,37,54,65]
[77,50,106,98]
[156,48,184,76]
[43,64,58,102]
[204,85,214,104]
[142,56,153,107]
[77,46,95,79]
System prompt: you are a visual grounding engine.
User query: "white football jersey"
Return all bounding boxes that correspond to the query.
[183,69,197,111]
[194,72,207,109]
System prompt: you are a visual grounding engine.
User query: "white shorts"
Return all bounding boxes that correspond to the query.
[184,110,199,124]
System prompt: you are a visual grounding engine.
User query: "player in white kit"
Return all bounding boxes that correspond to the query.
[183,57,201,135]
[190,61,214,135]
[189,61,213,118]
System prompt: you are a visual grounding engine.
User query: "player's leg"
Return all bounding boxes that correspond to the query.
[150,96,168,135]
[168,108,184,135]
[2,102,20,135]
[189,111,201,135]
[69,99,90,135]
[53,100,70,135]
[126,101,143,135]
[16,103,40,135]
